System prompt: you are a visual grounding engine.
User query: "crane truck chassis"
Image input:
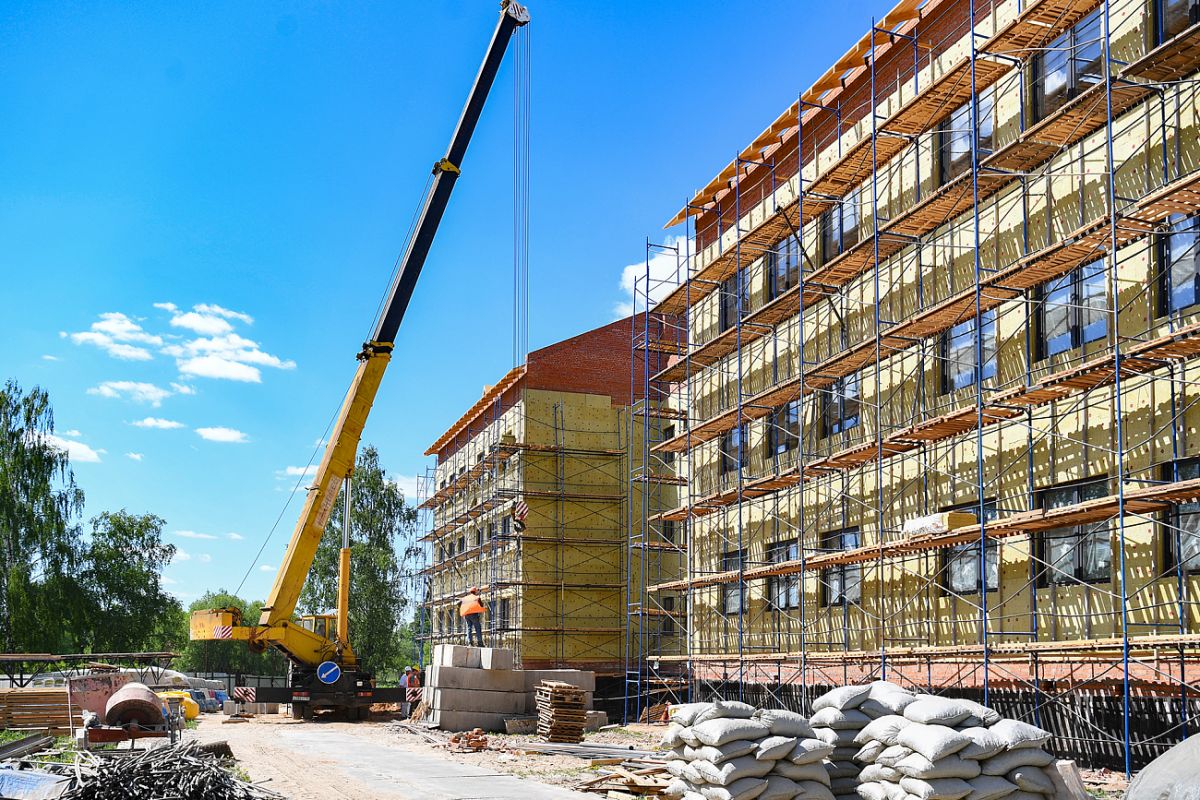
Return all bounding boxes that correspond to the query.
[188,1,530,720]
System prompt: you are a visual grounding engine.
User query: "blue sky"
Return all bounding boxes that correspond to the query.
[0,1,882,605]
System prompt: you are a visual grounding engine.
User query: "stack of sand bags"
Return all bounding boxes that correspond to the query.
[850,691,1059,800]
[808,682,917,799]
[660,700,839,800]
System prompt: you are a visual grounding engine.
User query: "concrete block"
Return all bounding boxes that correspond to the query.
[479,647,515,670]
[504,716,538,734]
[429,708,512,733]
[433,644,481,669]
[584,710,608,732]
[426,665,525,693]
[521,669,596,692]
[223,700,236,714]
[430,688,527,715]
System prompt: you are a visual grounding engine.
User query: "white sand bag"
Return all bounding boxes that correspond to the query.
[696,755,775,786]
[811,707,873,730]
[855,740,886,763]
[756,775,802,800]
[754,708,815,738]
[951,699,1000,727]
[897,777,973,800]
[756,736,798,761]
[856,715,913,746]
[664,778,690,798]
[964,775,1018,800]
[903,697,977,727]
[700,777,769,800]
[896,724,971,762]
[690,740,759,764]
[859,763,903,782]
[987,720,1051,750]
[894,752,981,780]
[957,727,1005,760]
[771,760,831,785]
[693,718,771,747]
[1006,766,1054,794]
[672,703,715,726]
[695,700,758,725]
[789,738,836,765]
[796,780,836,800]
[681,726,702,747]
[856,783,888,800]
[874,744,914,767]
[663,724,688,748]
[684,793,707,800]
[980,749,1054,775]
[812,685,873,712]
[681,761,707,784]
[816,727,860,747]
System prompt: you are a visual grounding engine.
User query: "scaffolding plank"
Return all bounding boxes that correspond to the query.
[1123,21,1200,83]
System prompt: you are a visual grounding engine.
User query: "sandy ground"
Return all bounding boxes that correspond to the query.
[188,712,663,799]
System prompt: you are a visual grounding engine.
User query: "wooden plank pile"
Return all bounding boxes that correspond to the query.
[576,764,670,797]
[535,680,586,743]
[0,688,82,735]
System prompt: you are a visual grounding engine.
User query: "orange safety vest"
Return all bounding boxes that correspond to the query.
[459,593,486,617]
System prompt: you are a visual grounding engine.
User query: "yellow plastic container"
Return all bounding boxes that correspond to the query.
[157,690,199,720]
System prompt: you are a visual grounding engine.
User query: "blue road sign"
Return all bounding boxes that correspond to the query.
[317,661,341,685]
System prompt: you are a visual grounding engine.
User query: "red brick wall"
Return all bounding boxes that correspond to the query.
[526,314,647,406]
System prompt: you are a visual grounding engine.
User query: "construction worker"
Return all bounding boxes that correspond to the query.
[399,666,413,717]
[405,667,421,718]
[459,586,486,647]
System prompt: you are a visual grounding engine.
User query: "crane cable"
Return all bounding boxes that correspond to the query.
[513,23,530,367]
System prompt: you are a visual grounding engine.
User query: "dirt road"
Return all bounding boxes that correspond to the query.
[190,715,599,800]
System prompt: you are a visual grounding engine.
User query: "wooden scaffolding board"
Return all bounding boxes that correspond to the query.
[1123,21,1200,83]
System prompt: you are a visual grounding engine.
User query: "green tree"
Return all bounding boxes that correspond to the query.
[82,511,182,652]
[174,591,286,676]
[299,445,420,678]
[0,380,87,652]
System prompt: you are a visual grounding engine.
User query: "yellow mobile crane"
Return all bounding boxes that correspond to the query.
[189,1,530,721]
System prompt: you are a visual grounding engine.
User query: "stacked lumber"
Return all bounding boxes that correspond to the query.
[576,764,670,797]
[536,680,587,743]
[0,688,82,735]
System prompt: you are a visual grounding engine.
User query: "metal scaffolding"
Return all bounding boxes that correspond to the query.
[633,0,1200,773]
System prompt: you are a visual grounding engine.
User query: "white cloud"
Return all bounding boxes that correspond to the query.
[196,304,254,325]
[170,311,233,336]
[196,426,248,443]
[177,355,262,382]
[614,235,690,318]
[131,417,185,430]
[67,312,163,361]
[259,564,276,572]
[60,429,82,438]
[389,474,422,502]
[42,354,59,361]
[126,452,144,462]
[37,433,104,463]
[173,530,217,540]
[170,382,196,395]
[282,465,318,478]
[154,302,179,313]
[175,549,192,562]
[226,532,245,541]
[198,553,212,563]
[88,381,172,407]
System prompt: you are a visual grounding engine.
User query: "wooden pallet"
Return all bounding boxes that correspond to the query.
[535,681,587,743]
[0,688,83,736]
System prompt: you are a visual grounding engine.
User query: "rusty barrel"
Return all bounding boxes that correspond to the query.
[104,682,163,727]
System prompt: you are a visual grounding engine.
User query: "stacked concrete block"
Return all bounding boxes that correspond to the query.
[424,645,596,732]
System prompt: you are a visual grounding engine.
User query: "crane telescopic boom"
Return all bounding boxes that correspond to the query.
[190,1,529,720]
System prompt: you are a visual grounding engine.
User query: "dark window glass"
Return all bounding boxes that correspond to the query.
[722,549,746,614]
[1159,0,1200,42]
[769,237,802,300]
[661,595,676,635]
[769,400,801,455]
[1166,459,1200,571]
[941,501,1000,594]
[938,89,994,185]
[767,540,800,610]
[1162,214,1200,314]
[819,187,861,265]
[821,528,862,606]
[822,373,861,436]
[719,272,747,332]
[1037,479,1111,585]
[1040,259,1108,357]
[721,424,748,474]
[1033,10,1104,121]
[498,598,511,630]
[942,310,997,391]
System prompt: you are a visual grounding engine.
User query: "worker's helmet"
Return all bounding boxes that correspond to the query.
[404,666,412,672]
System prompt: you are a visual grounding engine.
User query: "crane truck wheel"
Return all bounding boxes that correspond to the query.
[290,703,303,720]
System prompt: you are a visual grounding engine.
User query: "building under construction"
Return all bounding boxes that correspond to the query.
[626,0,1200,771]
[419,318,684,697]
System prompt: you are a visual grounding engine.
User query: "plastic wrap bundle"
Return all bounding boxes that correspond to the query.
[809,682,917,800]
[660,700,839,800]
[850,690,1059,800]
